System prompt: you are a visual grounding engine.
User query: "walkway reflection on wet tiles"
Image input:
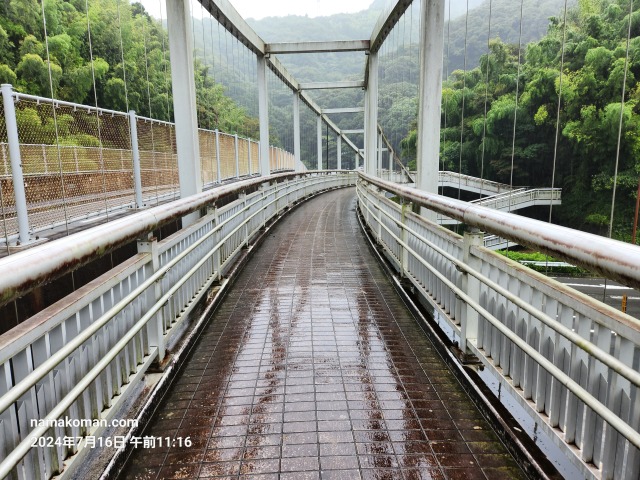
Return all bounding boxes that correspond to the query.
[121,188,527,480]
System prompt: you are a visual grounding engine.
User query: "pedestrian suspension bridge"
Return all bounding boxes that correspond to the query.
[0,1,639,480]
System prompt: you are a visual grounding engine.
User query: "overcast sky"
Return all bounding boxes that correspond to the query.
[229,0,375,20]
[137,0,377,21]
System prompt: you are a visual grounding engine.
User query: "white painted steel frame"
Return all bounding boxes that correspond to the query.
[202,1,362,164]
[357,174,640,480]
[266,41,369,54]
[0,171,356,479]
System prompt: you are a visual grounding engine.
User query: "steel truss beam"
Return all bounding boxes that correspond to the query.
[299,81,365,90]
[266,40,369,54]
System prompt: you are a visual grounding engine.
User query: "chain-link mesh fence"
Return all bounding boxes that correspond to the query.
[0,92,295,246]
[250,141,259,175]
[238,137,250,177]
[1,96,137,241]
[136,117,179,205]
[0,99,12,249]
[199,129,218,188]
[218,133,236,180]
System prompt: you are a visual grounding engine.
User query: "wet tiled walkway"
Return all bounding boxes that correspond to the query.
[122,188,526,480]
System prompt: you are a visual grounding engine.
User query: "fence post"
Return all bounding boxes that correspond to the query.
[234,133,239,179]
[239,191,248,247]
[461,228,484,353]
[128,111,144,209]
[137,236,165,363]
[248,140,252,175]
[215,129,221,183]
[1,84,33,246]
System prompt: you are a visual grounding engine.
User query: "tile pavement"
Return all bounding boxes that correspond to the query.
[120,187,527,480]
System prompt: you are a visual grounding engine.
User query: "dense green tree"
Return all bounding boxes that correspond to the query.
[0,25,14,65]
[0,0,258,149]
[399,0,640,238]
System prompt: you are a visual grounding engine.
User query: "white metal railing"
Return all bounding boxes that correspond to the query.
[483,234,517,251]
[438,170,515,194]
[438,188,562,226]
[0,170,355,480]
[357,172,640,480]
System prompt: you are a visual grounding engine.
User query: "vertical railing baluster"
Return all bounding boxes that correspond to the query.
[1,84,32,246]
[137,237,165,363]
[461,229,483,353]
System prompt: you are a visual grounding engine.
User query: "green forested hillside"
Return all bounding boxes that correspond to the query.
[240,0,570,158]
[2,0,639,238]
[0,0,257,136]
[444,0,576,73]
[402,0,640,238]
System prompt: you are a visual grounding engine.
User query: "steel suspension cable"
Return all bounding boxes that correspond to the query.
[39,0,70,238]
[603,0,634,303]
[478,0,493,200]
[159,0,171,120]
[208,9,216,86]
[200,2,208,128]
[507,0,525,217]
[608,0,634,240]
[440,0,451,195]
[84,0,110,223]
[544,0,569,276]
[400,11,408,176]
[457,0,470,204]
[142,21,160,202]
[116,0,130,113]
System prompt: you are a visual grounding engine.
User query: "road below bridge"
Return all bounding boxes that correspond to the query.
[553,277,639,319]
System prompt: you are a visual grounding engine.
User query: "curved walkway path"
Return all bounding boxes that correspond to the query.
[121,187,526,480]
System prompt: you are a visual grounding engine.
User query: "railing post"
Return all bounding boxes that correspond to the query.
[208,205,221,280]
[1,84,33,246]
[376,188,383,240]
[238,191,249,248]
[337,135,342,170]
[129,110,144,209]
[317,115,322,170]
[248,140,252,175]
[400,201,411,277]
[260,182,269,228]
[461,228,483,353]
[137,236,165,363]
